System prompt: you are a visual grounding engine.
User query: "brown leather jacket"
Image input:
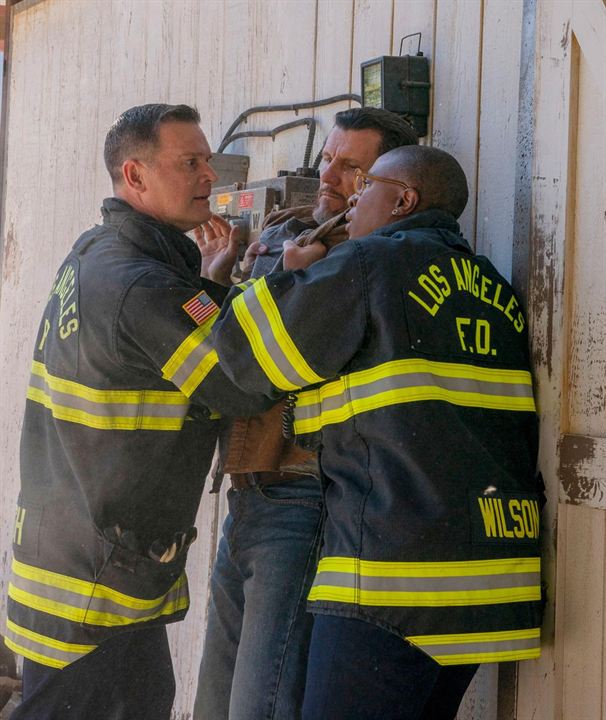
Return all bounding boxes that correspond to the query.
[217,206,348,486]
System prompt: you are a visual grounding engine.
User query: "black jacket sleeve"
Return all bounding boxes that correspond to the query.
[212,241,368,397]
[116,269,275,416]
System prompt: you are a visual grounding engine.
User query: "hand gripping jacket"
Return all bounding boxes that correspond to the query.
[213,209,542,666]
[6,199,270,669]
[219,206,348,479]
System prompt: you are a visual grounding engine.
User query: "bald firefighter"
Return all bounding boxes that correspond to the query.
[210,145,542,720]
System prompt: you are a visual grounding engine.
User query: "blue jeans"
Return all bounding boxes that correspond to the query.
[303,615,478,720]
[194,475,323,720]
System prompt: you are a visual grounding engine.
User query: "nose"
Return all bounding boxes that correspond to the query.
[348,193,359,208]
[319,159,340,188]
[204,161,218,184]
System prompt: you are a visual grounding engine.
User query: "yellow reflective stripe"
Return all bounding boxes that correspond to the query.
[179,349,219,397]
[161,316,216,380]
[288,381,532,430]
[30,361,185,405]
[316,556,540,577]
[433,648,541,664]
[310,556,540,606]
[6,618,97,654]
[307,585,539,606]
[294,358,535,434]
[233,289,298,390]
[28,361,189,431]
[4,635,68,670]
[407,627,540,645]
[7,620,90,655]
[12,558,185,610]
[9,583,188,627]
[253,279,323,385]
[232,278,324,391]
[26,387,185,431]
[407,628,541,665]
[235,279,257,291]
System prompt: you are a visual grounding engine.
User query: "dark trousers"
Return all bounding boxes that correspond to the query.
[11,626,174,720]
[302,615,478,720]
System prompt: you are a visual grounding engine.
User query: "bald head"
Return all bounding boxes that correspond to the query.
[378,145,468,219]
[345,145,469,239]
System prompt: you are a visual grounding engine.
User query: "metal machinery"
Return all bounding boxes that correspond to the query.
[208,36,430,253]
[207,164,320,248]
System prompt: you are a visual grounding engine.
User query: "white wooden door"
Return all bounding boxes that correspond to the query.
[519,1,606,718]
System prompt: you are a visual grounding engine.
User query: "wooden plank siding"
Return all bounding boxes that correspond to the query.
[519,1,573,715]
[522,2,606,719]
[0,1,538,718]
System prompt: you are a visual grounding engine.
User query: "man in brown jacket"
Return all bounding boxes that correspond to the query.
[194,108,418,720]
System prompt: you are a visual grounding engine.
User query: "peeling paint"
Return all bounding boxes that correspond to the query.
[530,219,557,377]
[1,225,22,285]
[560,19,570,51]
[559,434,606,508]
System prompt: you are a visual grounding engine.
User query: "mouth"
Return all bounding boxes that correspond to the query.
[194,194,210,203]
[319,190,344,201]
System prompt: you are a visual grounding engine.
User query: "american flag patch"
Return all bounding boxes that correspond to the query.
[182,290,219,326]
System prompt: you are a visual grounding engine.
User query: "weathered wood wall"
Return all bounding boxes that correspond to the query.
[0,1,535,718]
[523,1,606,719]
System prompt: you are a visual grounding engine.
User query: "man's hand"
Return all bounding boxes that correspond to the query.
[193,214,239,286]
[241,241,268,278]
[282,240,328,270]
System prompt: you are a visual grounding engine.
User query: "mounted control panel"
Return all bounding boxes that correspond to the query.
[209,175,320,248]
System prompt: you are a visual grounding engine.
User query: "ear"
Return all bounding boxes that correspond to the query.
[393,188,419,217]
[121,159,147,193]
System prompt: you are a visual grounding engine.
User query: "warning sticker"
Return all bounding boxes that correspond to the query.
[239,192,254,209]
[217,193,233,207]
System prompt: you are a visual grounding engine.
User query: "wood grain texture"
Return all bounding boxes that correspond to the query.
[560,434,606,509]
[4,1,601,718]
[563,34,606,439]
[475,0,524,279]
[559,503,606,720]
[432,0,482,246]
[221,0,318,179]
[313,0,355,157]
[518,0,573,717]
[519,1,606,718]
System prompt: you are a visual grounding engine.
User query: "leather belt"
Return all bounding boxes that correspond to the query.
[230,471,307,490]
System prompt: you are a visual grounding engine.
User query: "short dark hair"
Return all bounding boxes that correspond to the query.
[104,103,201,184]
[334,107,418,154]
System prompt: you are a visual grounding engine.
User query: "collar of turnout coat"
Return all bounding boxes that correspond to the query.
[98,197,203,277]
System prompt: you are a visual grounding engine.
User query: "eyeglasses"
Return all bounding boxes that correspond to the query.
[354,168,412,195]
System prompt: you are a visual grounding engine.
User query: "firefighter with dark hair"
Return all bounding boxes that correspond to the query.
[210,145,543,720]
[194,107,419,720]
[6,103,271,720]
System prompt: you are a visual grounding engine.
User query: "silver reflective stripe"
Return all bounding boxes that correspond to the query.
[28,373,188,419]
[10,571,187,625]
[241,287,314,388]
[413,636,539,657]
[296,371,533,421]
[5,622,94,666]
[168,338,215,391]
[311,571,540,592]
